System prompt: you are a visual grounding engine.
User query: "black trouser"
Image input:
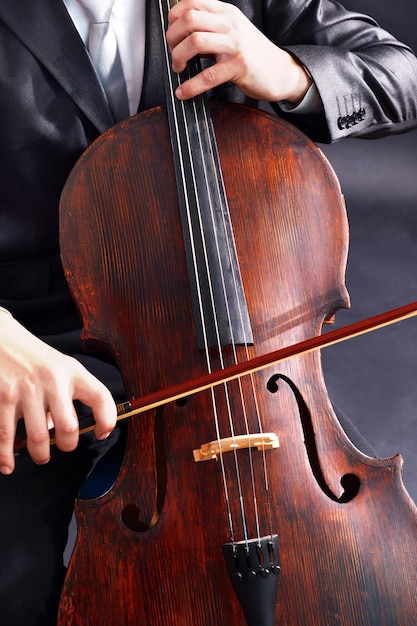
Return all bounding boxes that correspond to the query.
[0,427,123,626]
[0,326,126,626]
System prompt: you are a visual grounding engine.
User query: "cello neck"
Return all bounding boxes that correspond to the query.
[157,0,253,350]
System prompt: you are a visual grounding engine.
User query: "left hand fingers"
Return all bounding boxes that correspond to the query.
[166,0,312,103]
[173,55,241,100]
[166,0,239,72]
[167,0,251,97]
[168,25,232,75]
[167,0,230,47]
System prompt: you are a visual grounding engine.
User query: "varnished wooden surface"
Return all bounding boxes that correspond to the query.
[58,105,417,625]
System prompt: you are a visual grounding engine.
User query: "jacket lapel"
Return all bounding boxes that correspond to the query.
[0,0,115,132]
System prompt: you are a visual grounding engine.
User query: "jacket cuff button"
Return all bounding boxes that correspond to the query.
[338,116,347,130]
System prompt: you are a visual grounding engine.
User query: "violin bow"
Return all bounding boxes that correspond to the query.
[14,300,417,453]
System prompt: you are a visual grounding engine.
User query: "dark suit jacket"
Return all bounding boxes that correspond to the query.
[0,0,416,333]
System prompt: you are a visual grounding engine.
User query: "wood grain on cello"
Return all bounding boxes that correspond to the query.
[56,2,417,623]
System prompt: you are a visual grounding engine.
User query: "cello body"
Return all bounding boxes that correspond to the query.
[58,104,417,625]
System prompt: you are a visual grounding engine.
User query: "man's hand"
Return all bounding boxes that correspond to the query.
[166,0,312,104]
[0,313,116,474]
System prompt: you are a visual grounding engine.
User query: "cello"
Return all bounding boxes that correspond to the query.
[57,1,417,623]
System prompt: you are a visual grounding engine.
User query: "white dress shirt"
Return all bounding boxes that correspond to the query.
[63,0,146,116]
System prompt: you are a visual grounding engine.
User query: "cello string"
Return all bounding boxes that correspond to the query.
[159,0,245,543]
[160,0,270,545]
[183,75,267,543]
[158,0,213,361]
[180,51,278,547]
[181,58,274,545]
[173,67,255,545]
[175,0,276,545]
[175,53,271,546]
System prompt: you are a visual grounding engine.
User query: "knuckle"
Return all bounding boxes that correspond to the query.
[201,66,218,88]
[0,425,13,444]
[0,380,18,406]
[57,418,78,438]
[28,428,50,446]
[88,375,113,402]
[36,363,62,387]
[183,9,199,32]
[188,30,205,51]
[182,9,195,33]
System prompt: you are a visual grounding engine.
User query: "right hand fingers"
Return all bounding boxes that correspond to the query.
[0,315,117,473]
[24,357,117,465]
[0,359,117,474]
[66,361,117,443]
[0,403,19,474]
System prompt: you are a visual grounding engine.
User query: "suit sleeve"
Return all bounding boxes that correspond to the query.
[263,0,417,142]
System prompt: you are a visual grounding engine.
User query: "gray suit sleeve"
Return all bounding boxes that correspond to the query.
[262,0,417,142]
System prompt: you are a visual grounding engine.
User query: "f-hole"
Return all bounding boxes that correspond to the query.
[266,373,360,503]
[121,405,168,532]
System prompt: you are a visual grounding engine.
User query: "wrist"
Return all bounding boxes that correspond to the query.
[282,54,313,105]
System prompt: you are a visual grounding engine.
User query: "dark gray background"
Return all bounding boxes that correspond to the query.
[319,1,417,502]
